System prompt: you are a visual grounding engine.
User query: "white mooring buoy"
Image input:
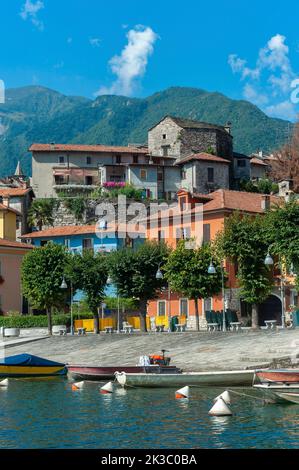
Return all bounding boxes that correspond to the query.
[100,381,114,394]
[71,381,84,391]
[209,397,232,416]
[0,378,9,387]
[213,390,231,405]
[175,386,190,399]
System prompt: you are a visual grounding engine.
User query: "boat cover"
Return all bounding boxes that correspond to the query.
[0,354,65,367]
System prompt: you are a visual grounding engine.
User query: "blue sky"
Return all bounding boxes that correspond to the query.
[1,0,299,120]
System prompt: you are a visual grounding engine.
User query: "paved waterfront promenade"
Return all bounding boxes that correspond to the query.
[1,328,298,371]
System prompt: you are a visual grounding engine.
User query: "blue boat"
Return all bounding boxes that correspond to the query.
[0,354,67,377]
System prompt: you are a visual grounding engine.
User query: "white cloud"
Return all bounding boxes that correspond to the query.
[89,37,101,48]
[20,0,44,31]
[228,54,259,80]
[228,34,297,120]
[95,25,158,97]
[243,83,268,106]
[265,100,297,120]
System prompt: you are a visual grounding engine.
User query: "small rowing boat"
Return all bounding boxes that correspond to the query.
[67,350,181,381]
[67,364,181,381]
[275,392,299,404]
[255,369,299,383]
[253,383,299,403]
[115,369,255,388]
[0,354,67,377]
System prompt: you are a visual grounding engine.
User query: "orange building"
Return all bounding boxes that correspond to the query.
[0,203,33,315]
[147,189,282,329]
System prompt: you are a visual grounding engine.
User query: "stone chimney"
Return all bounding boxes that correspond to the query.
[224,121,232,135]
[278,179,294,198]
[261,194,271,211]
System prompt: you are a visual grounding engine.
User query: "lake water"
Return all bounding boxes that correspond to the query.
[0,378,298,449]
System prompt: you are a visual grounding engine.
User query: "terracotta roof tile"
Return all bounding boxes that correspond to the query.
[0,203,22,216]
[29,144,148,154]
[202,189,281,213]
[0,188,33,197]
[250,157,268,166]
[21,225,98,238]
[176,152,231,165]
[0,238,33,249]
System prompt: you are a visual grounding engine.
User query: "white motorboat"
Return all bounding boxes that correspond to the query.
[115,369,255,388]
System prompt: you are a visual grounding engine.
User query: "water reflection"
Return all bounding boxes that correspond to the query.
[0,380,298,448]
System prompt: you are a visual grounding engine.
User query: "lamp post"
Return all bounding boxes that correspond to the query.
[60,277,74,335]
[264,251,286,328]
[107,276,120,333]
[208,260,226,332]
[155,264,171,332]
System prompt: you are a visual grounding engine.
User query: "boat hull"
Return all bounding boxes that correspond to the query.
[67,365,181,381]
[275,392,299,404]
[115,370,255,388]
[0,365,67,377]
[254,384,299,403]
[256,369,299,383]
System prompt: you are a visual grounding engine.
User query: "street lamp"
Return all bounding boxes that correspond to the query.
[264,251,285,328]
[107,276,120,333]
[208,260,226,332]
[155,264,171,332]
[60,277,74,335]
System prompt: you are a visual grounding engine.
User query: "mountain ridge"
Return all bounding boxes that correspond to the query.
[0,85,292,177]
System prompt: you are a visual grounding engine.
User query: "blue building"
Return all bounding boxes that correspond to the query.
[20,224,144,301]
[20,224,143,253]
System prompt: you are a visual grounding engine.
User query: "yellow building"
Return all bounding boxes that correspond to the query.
[0,203,20,241]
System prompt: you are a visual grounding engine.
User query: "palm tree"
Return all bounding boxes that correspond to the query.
[28,199,55,231]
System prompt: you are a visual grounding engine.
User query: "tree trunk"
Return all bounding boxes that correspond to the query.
[93,309,100,334]
[251,303,259,330]
[194,298,200,331]
[47,308,52,335]
[139,298,148,332]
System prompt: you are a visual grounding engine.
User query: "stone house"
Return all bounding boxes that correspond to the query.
[148,116,233,160]
[30,115,264,201]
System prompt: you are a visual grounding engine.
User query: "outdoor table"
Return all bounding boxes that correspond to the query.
[77,327,86,335]
[264,320,277,330]
[155,325,165,332]
[175,324,186,332]
[104,326,113,334]
[230,322,241,332]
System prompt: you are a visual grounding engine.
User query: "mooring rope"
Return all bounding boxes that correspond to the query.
[227,388,268,403]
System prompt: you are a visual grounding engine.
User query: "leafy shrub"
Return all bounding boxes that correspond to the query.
[63,197,86,221]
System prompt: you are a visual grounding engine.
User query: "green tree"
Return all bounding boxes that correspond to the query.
[27,199,57,230]
[108,241,169,332]
[217,213,272,328]
[21,242,69,334]
[65,250,108,333]
[163,241,222,331]
[265,200,299,289]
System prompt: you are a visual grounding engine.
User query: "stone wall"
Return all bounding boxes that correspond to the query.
[195,161,230,193]
[179,128,233,160]
[148,117,233,162]
[148,117,182,158]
